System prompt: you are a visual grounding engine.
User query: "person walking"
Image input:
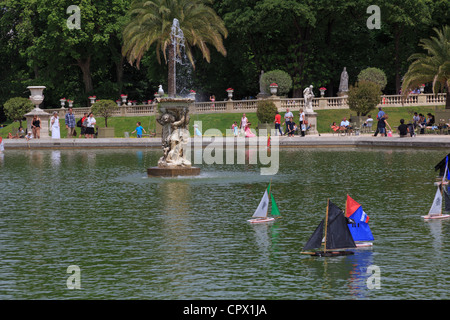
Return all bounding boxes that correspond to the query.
[65,107,76,138]
[131,121,146,138]
[239,113,248,136]
[50,112,60,139]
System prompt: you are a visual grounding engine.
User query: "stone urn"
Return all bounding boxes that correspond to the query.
[226,88,234,100]
[269,83,278,96]
[319,87,326,97]
[25,86,51,138]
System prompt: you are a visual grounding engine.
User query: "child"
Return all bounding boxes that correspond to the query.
[25,131,33,141]
[194,124,202,137]
[232,121,239,137]
[132,122,146,138]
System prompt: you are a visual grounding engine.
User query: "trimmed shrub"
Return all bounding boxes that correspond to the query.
[357,67,387,90]
[261,70,292,96]
[256,100,277,123]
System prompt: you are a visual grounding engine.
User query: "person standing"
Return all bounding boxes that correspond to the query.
[85,112,96,139]
[274,111,282,136]
[284,108,293,135]
[299,108,306,137]
[210,95,215,110]
[239,113,248,136]
[50,112,60,139]
[65,107,76,138]
[79,112,88,138]
[31,115,41,139]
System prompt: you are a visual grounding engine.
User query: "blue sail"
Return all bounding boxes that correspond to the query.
[346,196,374,242]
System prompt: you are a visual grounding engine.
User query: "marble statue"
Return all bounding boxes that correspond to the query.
[156,108,191,167]
[259,70,266,95]
[303,85,314,112]
[338,67,349,93]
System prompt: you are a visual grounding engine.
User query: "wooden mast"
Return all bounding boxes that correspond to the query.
[324,198,329,253]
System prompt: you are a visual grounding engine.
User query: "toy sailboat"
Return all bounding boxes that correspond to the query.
[248,182,281,223]
[345,195,374,247]
[423,155,450,220]
[301,199,356,257]
[422,185,450,220]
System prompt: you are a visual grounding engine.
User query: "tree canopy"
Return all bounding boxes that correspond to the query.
[0,0,448,120]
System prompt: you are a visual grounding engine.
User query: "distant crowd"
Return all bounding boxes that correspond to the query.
[4,107,148,140]
[331,107,442,137]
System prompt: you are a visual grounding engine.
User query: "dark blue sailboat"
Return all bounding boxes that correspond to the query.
[302,199,356,257]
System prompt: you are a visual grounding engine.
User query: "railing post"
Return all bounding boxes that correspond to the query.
[418,94,427,105]
[226,100,234,112]
[318,97,327,109]
[268,96,281,110]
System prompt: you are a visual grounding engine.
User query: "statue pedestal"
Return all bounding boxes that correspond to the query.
[305,111,318,135]
[337,91,348,97]
[147,166,200,177]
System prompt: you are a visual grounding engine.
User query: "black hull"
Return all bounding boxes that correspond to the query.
[310,251,354,257]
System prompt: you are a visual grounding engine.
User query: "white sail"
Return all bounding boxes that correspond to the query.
[429,186,442,216]
[252,189,269,218]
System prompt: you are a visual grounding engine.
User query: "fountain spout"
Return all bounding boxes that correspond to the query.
[168,18,185,98]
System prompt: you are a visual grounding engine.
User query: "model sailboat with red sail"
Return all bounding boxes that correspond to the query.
[345,195,374,247]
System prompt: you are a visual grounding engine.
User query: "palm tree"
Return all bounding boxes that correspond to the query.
[401,25,450,109]
[122,0,228,97]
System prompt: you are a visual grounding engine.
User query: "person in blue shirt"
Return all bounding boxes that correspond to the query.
[132,122,146,138]
[377,107,385,120]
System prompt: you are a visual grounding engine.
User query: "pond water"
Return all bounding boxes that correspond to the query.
[0,147,449,299]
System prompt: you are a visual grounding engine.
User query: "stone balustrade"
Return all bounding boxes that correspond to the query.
[45,93,446,118]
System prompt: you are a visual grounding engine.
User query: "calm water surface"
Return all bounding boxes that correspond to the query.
[0,147,449,299]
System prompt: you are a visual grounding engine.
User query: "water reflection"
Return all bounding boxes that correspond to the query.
[51,150,61,168]
[1,148,449,299]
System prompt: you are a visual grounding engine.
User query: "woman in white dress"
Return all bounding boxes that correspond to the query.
[86,112,96,138]
[50,112,60,139]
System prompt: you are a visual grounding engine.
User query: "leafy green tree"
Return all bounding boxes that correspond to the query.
[347,81,381,116]
[3,97,34,127]
[401,26,450,109]
[91,99,119,127]
[122,0,228,97]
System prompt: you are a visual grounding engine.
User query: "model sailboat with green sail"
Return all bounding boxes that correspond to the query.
[248,182,281,223]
